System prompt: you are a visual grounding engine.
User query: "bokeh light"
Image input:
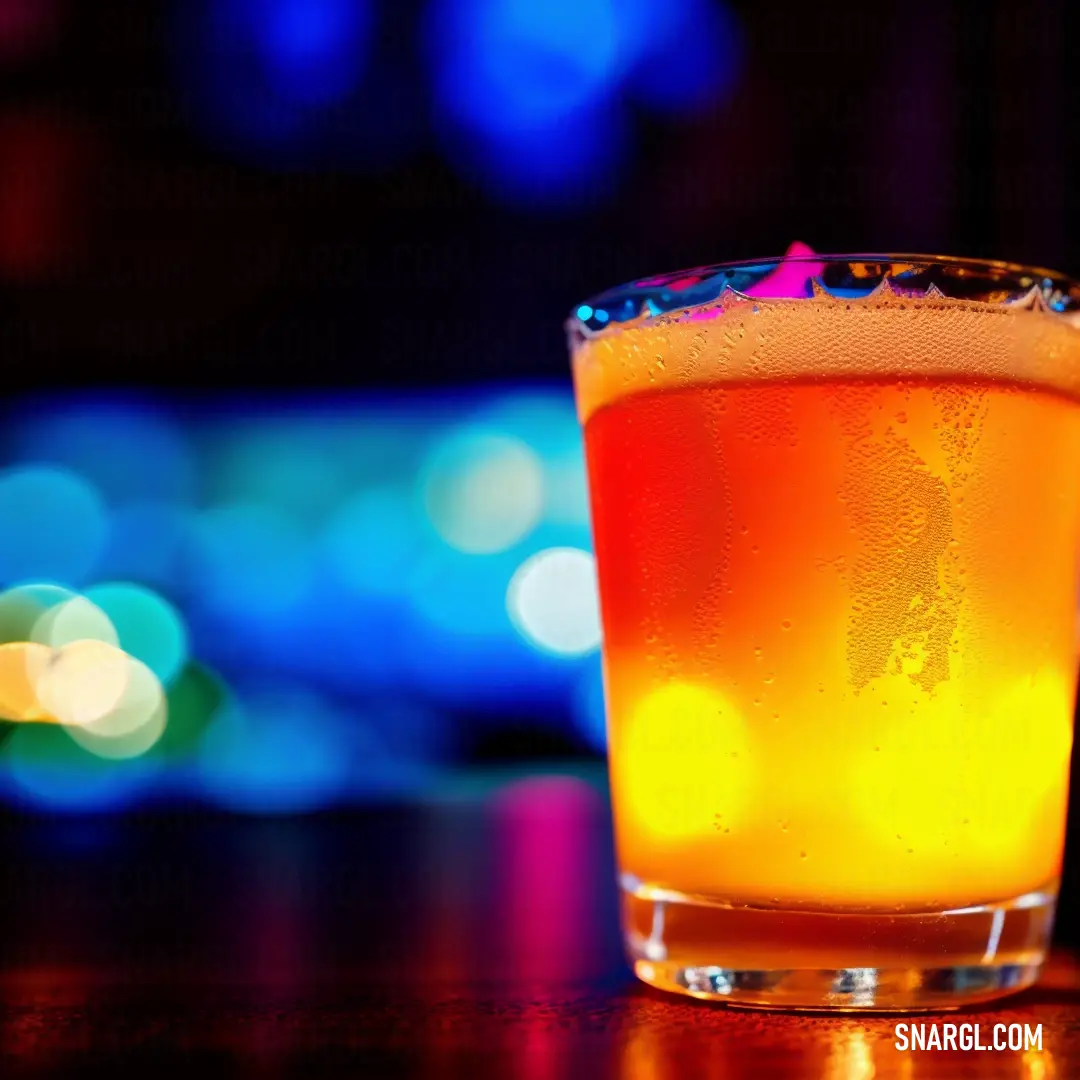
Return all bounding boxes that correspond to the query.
[572,655,607,751]
[190,504,313,621]
[435,89,627,208]
[97,501,192,591]
[0,583,77,643]
[0,467,108,586]
[158,663,229,759]
[64,656,167,761]
[197,685,356,813]
[254,0,372,107]
[84,582,188,687]
[172,0,381,164]
[426,0,630,204]
[36,639,130,729]
[5,721,154,812]
[469,391,590,528]
[620,0,741,114]
[321,486,428,596]
[0,384,607,813]
[425,0,742,205]
[506,547,601,656]
[421,430,543,554]
[13,399,195,505]
[32,594,118,650]
[409,546,519,637]
[0,641,51,722]
[210,421,349,527]
[430,0,624,136]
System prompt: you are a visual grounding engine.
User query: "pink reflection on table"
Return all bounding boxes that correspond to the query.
[491,774,603,982]
[491,774,605,1080]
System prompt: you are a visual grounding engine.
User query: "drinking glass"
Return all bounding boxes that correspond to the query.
[569,254,1080,1010]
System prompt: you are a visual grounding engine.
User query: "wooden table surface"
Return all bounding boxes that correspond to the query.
[2,771,1078,1078]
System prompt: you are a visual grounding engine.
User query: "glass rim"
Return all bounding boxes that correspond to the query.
[569,253,1080,338]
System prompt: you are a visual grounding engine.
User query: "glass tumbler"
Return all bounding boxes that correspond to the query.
[569,254,1080,1010]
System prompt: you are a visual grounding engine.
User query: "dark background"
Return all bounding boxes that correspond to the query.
[3,0,1074,392]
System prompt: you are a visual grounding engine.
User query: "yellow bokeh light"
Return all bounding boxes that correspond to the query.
[618,682,752,842]
[0,641,52,722]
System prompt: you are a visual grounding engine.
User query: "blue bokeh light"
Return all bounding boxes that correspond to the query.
[430,0,623,136]
[622,0,742,113]
[320,486,429,597]
[13,399,195,506]
[172,0,378,162]
[361,698,458,764]
[409,546,519,638]
[255,0,372,107]
[97,501,193,592]
[0,466,108,586]
[572,654,607,751]
[426,0,741,204]
[435,82,628,207]
[427,0,631,205]
[197,684,413,813]
[190,504,313,623]
[0,383,612,814]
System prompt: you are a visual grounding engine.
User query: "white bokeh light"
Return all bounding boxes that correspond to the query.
[506,547,601,656]
[35,639,130,728]
[64,655,167,759]
[422,431,543,554]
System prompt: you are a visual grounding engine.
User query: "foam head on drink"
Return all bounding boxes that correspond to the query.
[574,282,1080,911]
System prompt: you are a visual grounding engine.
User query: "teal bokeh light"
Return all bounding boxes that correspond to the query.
[85,582,189,687]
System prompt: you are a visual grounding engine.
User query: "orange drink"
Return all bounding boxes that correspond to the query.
[570,255,1080,1009]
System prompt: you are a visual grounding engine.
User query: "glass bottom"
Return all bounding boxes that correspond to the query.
[621,875,1056,1011]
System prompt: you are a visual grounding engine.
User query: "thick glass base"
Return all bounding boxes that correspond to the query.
[622,875,1055,1011]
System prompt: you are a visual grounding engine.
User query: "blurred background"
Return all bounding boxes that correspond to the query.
[0,0,1075,821]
